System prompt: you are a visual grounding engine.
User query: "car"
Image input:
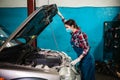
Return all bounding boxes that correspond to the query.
[0,4,81,80]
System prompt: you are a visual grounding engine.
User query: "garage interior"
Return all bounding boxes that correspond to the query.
[0,0,120,80]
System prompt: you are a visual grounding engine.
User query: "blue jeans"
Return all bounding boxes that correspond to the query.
[80,53,95,80]
[72,43,95,80]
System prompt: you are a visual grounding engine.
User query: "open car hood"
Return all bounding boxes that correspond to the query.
[0,4,58,51]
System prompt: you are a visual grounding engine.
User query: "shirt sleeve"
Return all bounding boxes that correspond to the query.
[77,32,89,56]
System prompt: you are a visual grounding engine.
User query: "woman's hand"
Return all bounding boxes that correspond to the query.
[70,57,81,66]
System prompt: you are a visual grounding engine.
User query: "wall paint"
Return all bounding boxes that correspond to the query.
[0,7,120,61]
[0,0,48,7]
[0,8,27,32]
[49,0,120,7]
[0,0,120,7]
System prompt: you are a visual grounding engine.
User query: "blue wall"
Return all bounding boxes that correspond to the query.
[0,8,27,33]
[0,7,120,61]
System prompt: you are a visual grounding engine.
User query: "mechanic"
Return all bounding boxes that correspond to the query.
[64,19,95,80]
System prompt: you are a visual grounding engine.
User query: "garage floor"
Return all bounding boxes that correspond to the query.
[95,72,119,80]
[95,61,120,80]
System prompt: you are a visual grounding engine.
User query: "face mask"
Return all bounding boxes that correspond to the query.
[66,28,72,33]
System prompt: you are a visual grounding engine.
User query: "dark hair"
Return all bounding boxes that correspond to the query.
[64,19,79,29]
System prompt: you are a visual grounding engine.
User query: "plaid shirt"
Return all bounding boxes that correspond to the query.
[71,30,89,56]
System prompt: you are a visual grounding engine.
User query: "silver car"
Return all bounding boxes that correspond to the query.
[0,4,81,80]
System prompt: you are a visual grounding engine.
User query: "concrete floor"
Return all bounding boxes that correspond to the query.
[95,72,119,80]
[95,61,120,80]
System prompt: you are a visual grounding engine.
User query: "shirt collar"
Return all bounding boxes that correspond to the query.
[71,29,80,36]
[73,28,81,34]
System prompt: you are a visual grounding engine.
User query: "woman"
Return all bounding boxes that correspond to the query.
[64,19,95,80]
